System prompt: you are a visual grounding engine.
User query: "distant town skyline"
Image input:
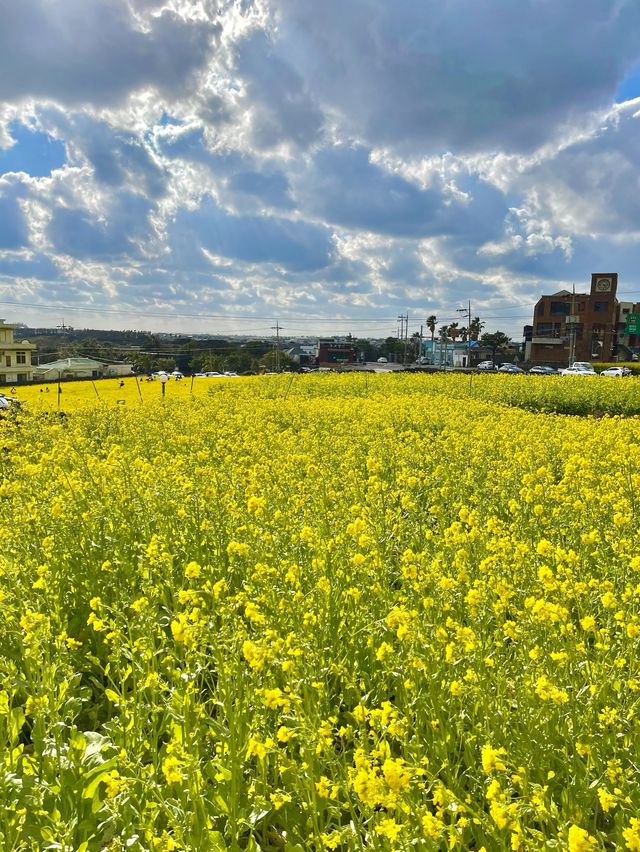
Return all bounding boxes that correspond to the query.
[2,0,640,339]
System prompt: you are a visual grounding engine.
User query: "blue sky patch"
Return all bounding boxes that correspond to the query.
[0,123,65,177]
[616,63,640,102]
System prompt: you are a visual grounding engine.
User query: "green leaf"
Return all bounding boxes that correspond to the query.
[70,730,87,758]
[208,831,227,851]
[213,793,230,815]
[82,757,119,799]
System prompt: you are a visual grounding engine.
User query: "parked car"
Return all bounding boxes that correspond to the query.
[498,363,525,374]
[571,362,595,372]
[171,371,184,379]
[477,361,495,370]
[377,357,388,363]
[560,365,598,376]
[529,365,559,375]
[601,366,629,377]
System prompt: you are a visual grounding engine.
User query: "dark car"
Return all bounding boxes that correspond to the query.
[529,366,559,375]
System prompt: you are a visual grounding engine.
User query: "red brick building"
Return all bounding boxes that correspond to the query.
[528,273,633,365]
[317,339,357,367]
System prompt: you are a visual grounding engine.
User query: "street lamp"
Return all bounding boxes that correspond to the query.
[158,373,169,399]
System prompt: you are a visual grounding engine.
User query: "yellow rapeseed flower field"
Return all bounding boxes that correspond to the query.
[1,372,640,850]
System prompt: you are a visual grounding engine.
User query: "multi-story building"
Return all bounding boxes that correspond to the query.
[317,339,357,367]
[528,273,623,365]
[0,320,37,384]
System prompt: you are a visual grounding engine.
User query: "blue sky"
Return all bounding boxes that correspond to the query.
[1,0,640,338]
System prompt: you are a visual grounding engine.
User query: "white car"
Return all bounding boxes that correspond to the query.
[560,366,598,376]
[601,366,628,377]
[477,361,495,371]
[377,357,388,363]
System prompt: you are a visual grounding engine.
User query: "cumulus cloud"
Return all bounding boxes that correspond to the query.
[508,102,640,237]
[47,191,156,260]
[265,0,640,154]
[0,0,215,106]
[233,30,324,150]
[2,0,640,335]
[170,195,334,271]
[297,145,508,246]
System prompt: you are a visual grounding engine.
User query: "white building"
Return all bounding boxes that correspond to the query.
[0,320,37,384]
[33,357,133,381]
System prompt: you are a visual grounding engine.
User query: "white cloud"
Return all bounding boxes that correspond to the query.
[1,0,640,336]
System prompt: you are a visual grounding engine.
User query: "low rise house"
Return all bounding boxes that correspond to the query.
[33,357,133,381]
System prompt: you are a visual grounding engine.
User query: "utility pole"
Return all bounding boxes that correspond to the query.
[397,314,408,364]
[403,313,409,364]
[271,322,281,372]
[568,285,576,367]
[457,300,472,368]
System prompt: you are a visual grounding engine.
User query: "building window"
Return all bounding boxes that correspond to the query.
[16,352,26,364]
[594,302,608,312]
[536,323,552,335]
[623,308,630,314]
[550,302,570,315]
[17,373,27,382]
[5,356,10,367]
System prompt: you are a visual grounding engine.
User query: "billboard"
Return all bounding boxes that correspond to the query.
[626,314,640,334]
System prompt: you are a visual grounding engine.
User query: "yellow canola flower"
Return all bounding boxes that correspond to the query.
[481,744,507,774]
[567,825,598,852]
[162,755,184,785]
[535,675,569,705]
[623,818,640,851]
[6,371,640,848]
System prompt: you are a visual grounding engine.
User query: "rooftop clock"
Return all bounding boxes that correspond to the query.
[590,273,617,295]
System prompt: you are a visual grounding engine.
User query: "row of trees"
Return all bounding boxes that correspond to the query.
[424,314,486,343]
[29,330,294,375]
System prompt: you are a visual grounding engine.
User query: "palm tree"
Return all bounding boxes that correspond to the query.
[447,322,461,341]
[468,316,485,342]
[411,331,422,359]
[480,331,510,363]
[426,315,437,344]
